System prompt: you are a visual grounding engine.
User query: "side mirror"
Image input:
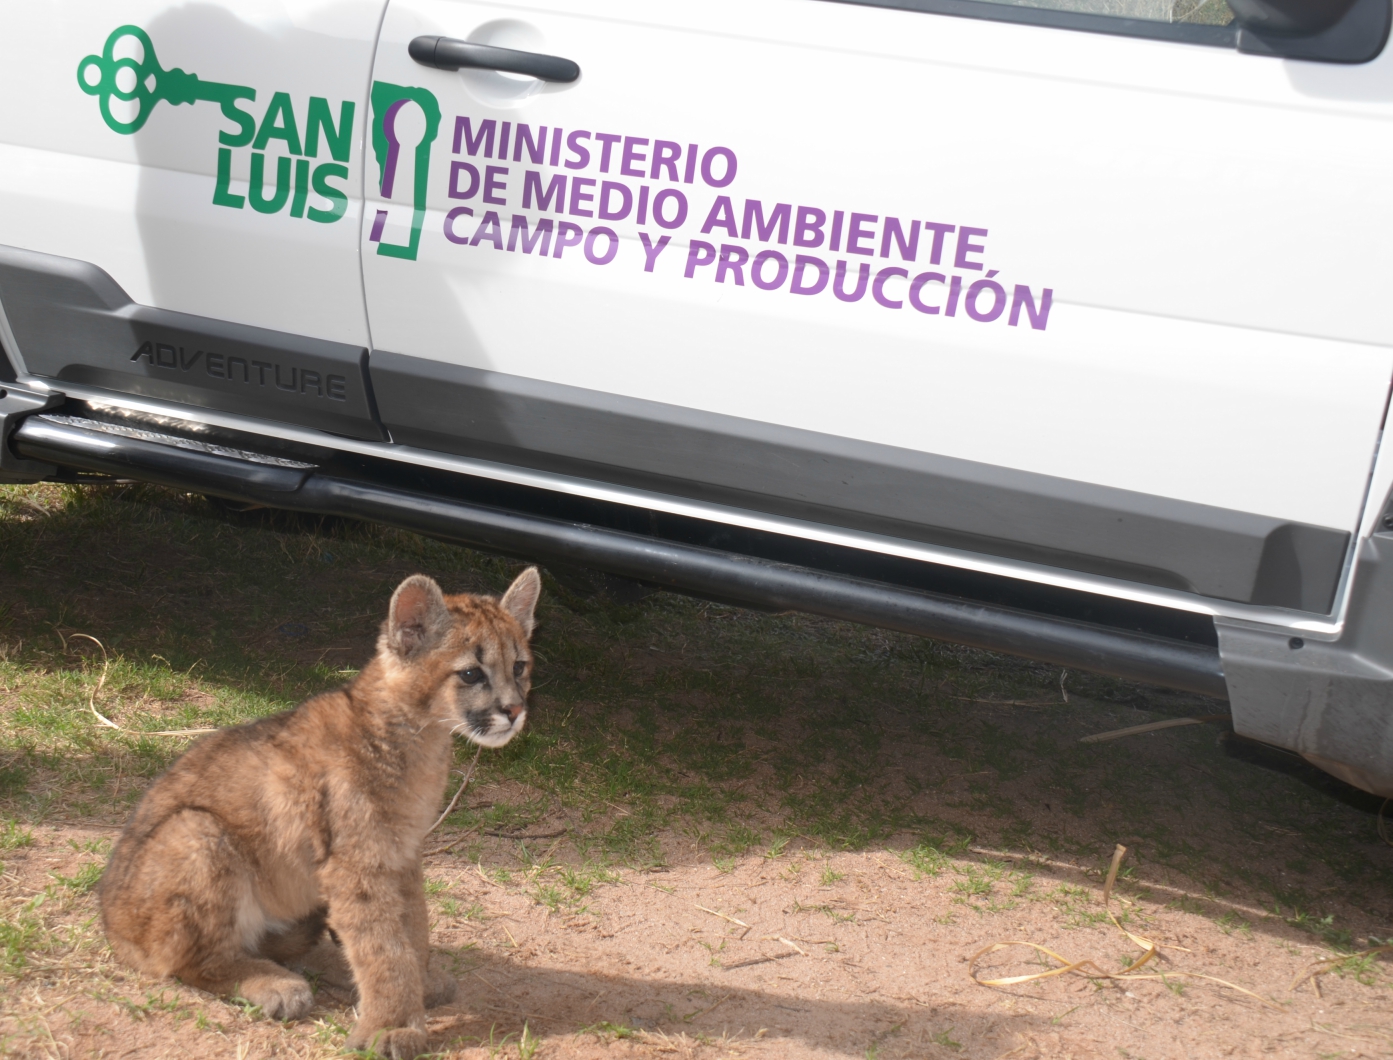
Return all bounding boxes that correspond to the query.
[1228,0,1357,35]
[1230,0,1392,62]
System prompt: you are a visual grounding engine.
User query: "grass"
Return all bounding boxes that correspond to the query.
[0,479,1390,1035]
[1329,948,1391,987]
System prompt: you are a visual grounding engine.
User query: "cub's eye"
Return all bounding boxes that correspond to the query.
[513,660,527,678]
[458,668,486,686]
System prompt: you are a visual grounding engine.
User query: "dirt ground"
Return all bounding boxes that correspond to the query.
[0,483,1391,1059]
[2,785,1390,1059]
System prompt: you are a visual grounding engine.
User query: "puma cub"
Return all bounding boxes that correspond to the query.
[99,568,542,1058]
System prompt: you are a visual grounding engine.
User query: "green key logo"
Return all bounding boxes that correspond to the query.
[367,82,441,261]
[77,26,354,225]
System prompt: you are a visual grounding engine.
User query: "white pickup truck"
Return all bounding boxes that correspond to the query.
[1,0,1390,795]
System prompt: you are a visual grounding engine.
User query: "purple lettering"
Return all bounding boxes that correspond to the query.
[653,188,688,230]
[880,217,919,262]
[565,130,591,170]
[513,123,547,164]
[469,210,504,249]
[847,213,877,256]
[522,170,566,212]
[873,266,908,309]
[794,206,826,249]
[716,244,748,285]
[829,211,844,252]
[741,200,791,244]
[954,227,988,270]
[449,161,480,199]
[751,249,789,291]
[651,140,681,181]
[497,121,511,161]
[639,232,671,272]
[923,222,955,265]
[684,239,716,277]
[909,272,945,314]
[700,147,737,189]
[553,221,584,258]
[452,116,495,157]
[569,176,596,217]
[598,181,633,221]
[595,132,621,172]
[1009,285,1053,330]
[834,260,869,302]
[790,255,829,296]
[965,277,1005,321]
[945,275,963,316]
[620,137,649,178]
[444,205,474,244]
[549,127,563,167]
[701,196,738,237]
[483,165,508,206]
[684,145,698,184]
[584,226,619,265]
[508,214,554,255]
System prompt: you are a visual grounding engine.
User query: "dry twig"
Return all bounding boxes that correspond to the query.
[1080,715,1230,744]
[1292,945,1393,993]
[969,844,1280,1008]
[426,746,483,835]
[73,634,218,738]
[696,905,750,928]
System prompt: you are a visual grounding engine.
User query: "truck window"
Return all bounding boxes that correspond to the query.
[823,0,1386,61]
[969,0,1231,22]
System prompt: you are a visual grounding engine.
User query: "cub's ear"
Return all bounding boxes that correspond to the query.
[499,566,542,637]
[387,574,450,658]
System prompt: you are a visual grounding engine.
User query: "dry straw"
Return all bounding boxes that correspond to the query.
[426,746,483,835]
[1080,715,1230,743]
[72,634,218,738]
[969,844,1280,1008]
[1291,944,1393,993]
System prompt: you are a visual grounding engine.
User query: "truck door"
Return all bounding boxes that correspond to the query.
[0,1,385,439]
[361,0,1393,613]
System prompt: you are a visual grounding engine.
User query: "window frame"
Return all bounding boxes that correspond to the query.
[821,0,1391,63]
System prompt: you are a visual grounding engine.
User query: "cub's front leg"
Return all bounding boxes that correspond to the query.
[402,863,458,1009]
[320,861,428,1059]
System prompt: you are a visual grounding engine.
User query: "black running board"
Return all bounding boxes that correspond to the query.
[12,413,1228,699]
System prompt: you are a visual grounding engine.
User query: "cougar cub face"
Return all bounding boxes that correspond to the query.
[384,567,542,749]
[445,615,533,748]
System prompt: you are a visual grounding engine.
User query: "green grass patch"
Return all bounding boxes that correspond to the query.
[0,478,1386,959]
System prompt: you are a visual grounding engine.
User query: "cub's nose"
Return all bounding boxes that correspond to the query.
[501,703,524,723]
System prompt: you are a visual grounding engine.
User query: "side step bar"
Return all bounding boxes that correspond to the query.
[12,413,1228,699]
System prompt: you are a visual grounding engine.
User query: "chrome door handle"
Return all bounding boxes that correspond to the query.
[408,35,580,83]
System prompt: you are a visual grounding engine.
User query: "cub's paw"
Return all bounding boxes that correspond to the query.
[239,972,314,1021]
[349,1026,428,1059]
[424,964,458,1008]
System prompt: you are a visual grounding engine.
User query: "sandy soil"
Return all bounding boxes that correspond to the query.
[2,811,1388,1060]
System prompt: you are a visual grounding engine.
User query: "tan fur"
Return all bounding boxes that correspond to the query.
[99,568,543,1058]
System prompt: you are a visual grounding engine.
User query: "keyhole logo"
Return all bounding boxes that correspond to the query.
[369,82,441,262]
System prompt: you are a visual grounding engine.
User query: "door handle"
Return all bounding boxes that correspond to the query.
[408,35,580,83]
